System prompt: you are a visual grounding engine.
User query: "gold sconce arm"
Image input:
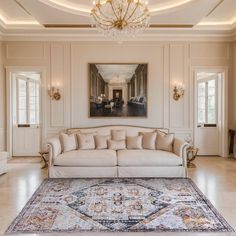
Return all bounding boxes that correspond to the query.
[48,87,61,101]
[173,85,184,101]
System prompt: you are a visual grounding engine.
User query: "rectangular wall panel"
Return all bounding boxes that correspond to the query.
[50,43,65,127]
[169,44,185,128]
[0,128,5,151]
[6,43,45,59]
[190,43,229,59]
[71,43,165,128]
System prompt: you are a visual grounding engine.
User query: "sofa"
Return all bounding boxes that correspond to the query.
[128,96,146,109]
[47,125,189,178]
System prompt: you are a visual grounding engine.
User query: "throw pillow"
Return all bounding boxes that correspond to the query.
[60,133,77,152]
[77,133,95,150]
[108,140,126,151]
[139,131,157,150]
[111,129,126,141]
[95,135,110,150]
[156,131,174,152]
[126,136,143,150]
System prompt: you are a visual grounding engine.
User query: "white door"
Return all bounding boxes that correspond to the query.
[12,74,41,156]
[194,72,221,156]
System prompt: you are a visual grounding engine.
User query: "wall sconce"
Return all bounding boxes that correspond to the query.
[173,84,184,101]
[48,85,61,101]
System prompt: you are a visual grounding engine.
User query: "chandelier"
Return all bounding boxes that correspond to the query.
[91,0,150,39]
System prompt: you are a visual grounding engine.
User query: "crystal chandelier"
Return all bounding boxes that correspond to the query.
[91,0,150,39]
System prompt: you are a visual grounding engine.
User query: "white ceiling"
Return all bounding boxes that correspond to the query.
[0,0,236,39]
[96,64,138,83]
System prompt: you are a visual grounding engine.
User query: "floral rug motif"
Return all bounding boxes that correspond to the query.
[6,178,234,234]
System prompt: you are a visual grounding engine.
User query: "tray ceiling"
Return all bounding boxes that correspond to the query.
[0,0,235,38]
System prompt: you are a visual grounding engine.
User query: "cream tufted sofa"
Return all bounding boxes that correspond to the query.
[47,125,189,178]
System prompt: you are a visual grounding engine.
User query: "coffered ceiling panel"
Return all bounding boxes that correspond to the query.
[0,0,31,20]
[200,0,236,24]
[149,0,221,25]
[16,0,221,25]
[16,0,91,24]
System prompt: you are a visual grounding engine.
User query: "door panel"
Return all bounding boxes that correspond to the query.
[113,90,122,100]
[12,73,41,156]
[13,126,40,156]
[195,127,219,155]
[194,72,220,156]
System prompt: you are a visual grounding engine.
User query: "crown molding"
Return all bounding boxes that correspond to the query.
[0,23,4,41]
[0,23,235,42]
[0,18,6,30]
[1,31,234,42]
[232,30,236,42]
[232,21,236,31]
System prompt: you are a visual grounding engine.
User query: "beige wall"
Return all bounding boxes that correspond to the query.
[232,42,236,157]
[0,40,234,151]
[0,41,5,151]
[233,42,236,128]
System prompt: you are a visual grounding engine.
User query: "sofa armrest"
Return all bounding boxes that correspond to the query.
[173,138,189,167]
[47,136,62,166]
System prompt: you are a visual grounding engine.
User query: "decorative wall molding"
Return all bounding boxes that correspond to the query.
[50,43,65,127]
[0,128,5,151]
[190,43,230,60]
[0,30,235,43]
[169,44,186,129]
[6,43,45,60]
[232,30,236,42]
[1,41,233,155]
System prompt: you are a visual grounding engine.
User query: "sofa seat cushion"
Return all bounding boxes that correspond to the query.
[54,150,117,167]
[117,150,182,167]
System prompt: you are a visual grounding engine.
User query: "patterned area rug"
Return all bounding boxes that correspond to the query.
[6,178,234,234]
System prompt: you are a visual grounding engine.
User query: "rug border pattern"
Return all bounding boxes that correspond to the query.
[5,177,235,234]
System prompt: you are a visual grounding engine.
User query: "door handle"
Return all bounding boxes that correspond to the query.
[204,124,217,127]
[197,124,217,128]
[18,124,30,128]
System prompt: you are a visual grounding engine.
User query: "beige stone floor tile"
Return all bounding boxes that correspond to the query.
[0,156,235,236]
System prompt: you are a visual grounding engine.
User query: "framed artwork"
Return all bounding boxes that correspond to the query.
[89,63,148,118]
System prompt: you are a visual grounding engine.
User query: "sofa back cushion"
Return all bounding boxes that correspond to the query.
[95,135,110,150]
[156,131,174,152]
[60,133,77,152]
[111,129,126,141]
[108,140,126,151]
[126,136,143,150]
[77,133,95,150]
[67,126,168,137]
[139,132,157,150]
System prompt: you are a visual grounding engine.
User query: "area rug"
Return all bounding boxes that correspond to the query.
[6,178,234,234]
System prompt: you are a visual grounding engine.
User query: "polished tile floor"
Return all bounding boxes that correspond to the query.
[0,156,235,236]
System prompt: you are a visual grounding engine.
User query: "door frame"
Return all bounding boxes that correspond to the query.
[113,89,123,100]
[5,66,47,158]
[191,66,228,157]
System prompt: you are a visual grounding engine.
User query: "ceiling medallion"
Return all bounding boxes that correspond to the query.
[91,0,150,39]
